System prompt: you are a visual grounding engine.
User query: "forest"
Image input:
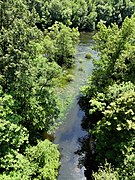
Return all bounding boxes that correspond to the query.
[0,0,135,179]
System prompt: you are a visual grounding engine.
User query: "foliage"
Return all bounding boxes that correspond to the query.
[82,14,135,99]
[65,74,74,82]
[45,22,79,67]
[26,140,60,180]
[0,0,61,142]
[118,152,135,180]
[0,152,34,180]
[0,0,63,179]
[27,0,135,31]
[0,86,29,169]
[91,82,135,166]
[85,52,92,59]
[81,14,135,179]
[1,0,135,179]
[92,161,119,180]
[0,140,60,180]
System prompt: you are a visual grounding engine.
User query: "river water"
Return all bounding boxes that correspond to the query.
[54,32,98,180]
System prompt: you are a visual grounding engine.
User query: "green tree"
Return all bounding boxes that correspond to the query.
[90,82,135,160]
[92,162,119,180]
[25,0,135,31]
[82,14,135,100]
[46,22,79,67]
[26,140,60,180]
[81,14,135,179]
[0,1,60,179]
[0,140,60,180]
[90,82,135,178]
[0,0,60,143]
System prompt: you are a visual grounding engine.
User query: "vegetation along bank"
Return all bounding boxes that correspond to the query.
[0,0,135,179]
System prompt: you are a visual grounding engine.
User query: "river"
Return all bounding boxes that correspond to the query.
[54,32,98,180]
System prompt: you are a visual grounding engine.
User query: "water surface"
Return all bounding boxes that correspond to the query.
[55,32,98,180]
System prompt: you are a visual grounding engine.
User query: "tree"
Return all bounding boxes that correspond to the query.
[92,161,119,180]
[90,82,135,178]
[0,1,61,178]
[26,140,60,180]
[81,14,135,179]
[82,14,135,100]
[25,0,135,31]
[0,0,61,143]
[45,22,79,67]
[90,82,135,162]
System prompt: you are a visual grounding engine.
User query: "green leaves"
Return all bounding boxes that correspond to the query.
[83,14,135,101]
[0,0,62,139]
[44,22,79,67]
[24,0,135,31]
[81,14,135,178]
[0,1,61,179]
[26,140,60,180]
[92,161,119,180]
[90,82,135,165]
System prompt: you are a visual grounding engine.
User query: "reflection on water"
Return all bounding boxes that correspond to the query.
[55,99,87,180]
[75,115,98,180]
[54,32,98,180]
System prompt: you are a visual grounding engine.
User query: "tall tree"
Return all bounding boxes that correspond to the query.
[81,14,135,178]
[0,1,60,179]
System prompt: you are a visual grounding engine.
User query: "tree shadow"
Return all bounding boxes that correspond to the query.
[75,97,98,179]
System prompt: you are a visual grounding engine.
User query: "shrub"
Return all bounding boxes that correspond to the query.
[85,53,92,59]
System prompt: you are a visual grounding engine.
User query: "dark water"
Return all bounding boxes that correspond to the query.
[54,32,98,180]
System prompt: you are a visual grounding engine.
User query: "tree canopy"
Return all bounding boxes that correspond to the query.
[0,0,135,179]
[27,0,135,31]
[81,14,135,179]
[0,0,65,179]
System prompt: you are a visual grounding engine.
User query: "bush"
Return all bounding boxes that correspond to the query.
[92,162,119,180]
[85,53,92,59]
[65,74,74,82]
[79,59,83,63]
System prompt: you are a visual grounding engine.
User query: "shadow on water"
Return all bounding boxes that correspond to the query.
[75,114,98,180]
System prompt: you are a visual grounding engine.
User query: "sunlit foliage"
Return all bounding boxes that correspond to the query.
[82,14,135,178]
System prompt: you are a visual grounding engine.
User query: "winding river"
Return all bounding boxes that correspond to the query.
[54,32,98,180]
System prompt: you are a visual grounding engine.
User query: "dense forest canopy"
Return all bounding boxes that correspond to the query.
[28,0,135,30]
[81,14,135,179]
[0,0,135,179]
[0,0,63,179]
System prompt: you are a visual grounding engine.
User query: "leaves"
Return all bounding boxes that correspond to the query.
[26,140,60,180]
[81,14,135,178]
[0,1,61,179]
